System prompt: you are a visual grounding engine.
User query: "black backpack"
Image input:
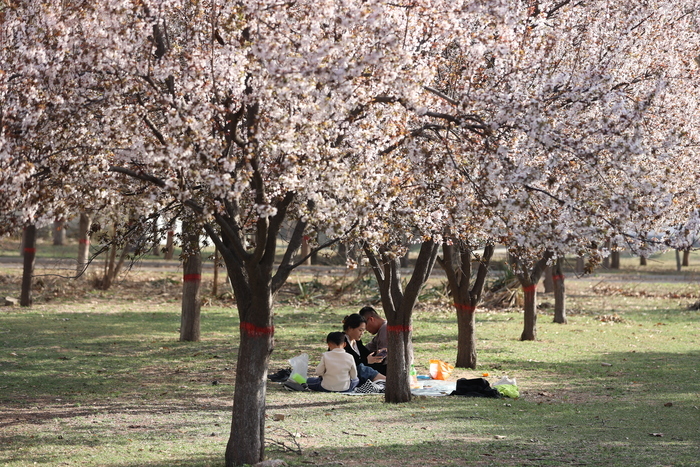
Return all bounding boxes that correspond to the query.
[450,378,501,398]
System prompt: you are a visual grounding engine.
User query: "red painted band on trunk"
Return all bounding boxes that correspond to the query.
[79,239,90,245]
[454,303,476,313]
[240,322,274,337]
[387,325,412,333]
[183,274,201,282]
[24,248,36,254]
[552,274,565,281]
[523,284,537,293]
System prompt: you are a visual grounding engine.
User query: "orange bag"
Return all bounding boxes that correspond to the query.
[429,359,454,380]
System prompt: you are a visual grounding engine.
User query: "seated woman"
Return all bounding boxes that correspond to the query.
[342,313,386,385]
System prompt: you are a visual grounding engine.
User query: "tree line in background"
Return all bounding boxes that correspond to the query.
[2,1,699,465]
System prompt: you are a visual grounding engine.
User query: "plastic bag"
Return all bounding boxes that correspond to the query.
[493,376,519,398]
[495,384,519,398]
[288,353,309,384]
[429,359,454,380]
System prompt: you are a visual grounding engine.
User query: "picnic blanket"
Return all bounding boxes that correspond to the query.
[342,379,456,396]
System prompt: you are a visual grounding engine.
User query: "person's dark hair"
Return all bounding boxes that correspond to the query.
[342,313,366,331]
[326,331,345,346]
[359,306,380,319]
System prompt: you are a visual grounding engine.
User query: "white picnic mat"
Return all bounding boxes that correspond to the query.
[411,379,456,396]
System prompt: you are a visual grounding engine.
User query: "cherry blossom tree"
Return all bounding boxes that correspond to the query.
[3,1,699,465]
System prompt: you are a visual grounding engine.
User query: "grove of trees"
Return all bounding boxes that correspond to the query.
[2,1,699,465]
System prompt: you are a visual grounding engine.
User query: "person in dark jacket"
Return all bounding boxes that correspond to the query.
[342,313,386,384]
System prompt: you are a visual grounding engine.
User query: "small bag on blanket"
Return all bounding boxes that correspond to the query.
[450,377,501,398]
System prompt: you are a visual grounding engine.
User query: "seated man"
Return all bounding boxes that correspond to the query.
[359,306,387,375]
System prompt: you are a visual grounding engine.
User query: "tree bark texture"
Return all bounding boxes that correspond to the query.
[20,224,37,307]
[180,224,202,342]
[77,212,91,276]
[552,257,567,324]
[439,243,493,369]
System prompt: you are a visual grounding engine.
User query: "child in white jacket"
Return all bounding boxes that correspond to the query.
[306,332,359,392]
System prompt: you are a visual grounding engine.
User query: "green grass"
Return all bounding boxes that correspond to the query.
[1,268,700,466]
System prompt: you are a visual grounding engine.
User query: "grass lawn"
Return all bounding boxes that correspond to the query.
[1,260,699,466]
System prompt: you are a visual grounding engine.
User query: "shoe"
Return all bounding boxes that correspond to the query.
[283,380,308,391]
[269,368,291,382]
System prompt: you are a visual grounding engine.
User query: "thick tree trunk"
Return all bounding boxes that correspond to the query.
[455,305,477,368]
[552,258,567,324]
[53,218,66,246]
[682,248,690,267]
[20,225,37,307]
[439,243,493,369]
[640,255,647,266]
[180,225,202,342]
[224,270,275,467]
[365,241,438,404]
[385,319,412,403]
[675,249,682,271]
[225,326,272,466]
[77,212,91,277]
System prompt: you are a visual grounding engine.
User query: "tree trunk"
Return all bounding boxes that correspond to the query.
[53,218,66,246]
[77,212,91,277]
[520,283,538,341]
[365,241,439,403]
[552,258,567,324]
[20,224,37,307]
[164,230,175,260]
[301,235,311,265]
[543,265,554,293]
[439,243,493,369]
[675,249,682,271]
[576,256,585,274]
[640,255,647,266]
[512,252,552,341]
[610,250,620,269]
[180,224,202,342]
[212,247,219,297]
[682,248,690,267]
[151,216,160,256]
[225,303,273,466]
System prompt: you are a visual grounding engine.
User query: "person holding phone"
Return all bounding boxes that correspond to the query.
[359,306,388,375]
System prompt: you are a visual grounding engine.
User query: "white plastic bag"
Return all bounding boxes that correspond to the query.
[288,353,309,384]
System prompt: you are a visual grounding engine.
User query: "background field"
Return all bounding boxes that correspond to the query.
[1,247,699,466]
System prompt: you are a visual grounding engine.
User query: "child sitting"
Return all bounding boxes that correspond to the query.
[306,331,359,393]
